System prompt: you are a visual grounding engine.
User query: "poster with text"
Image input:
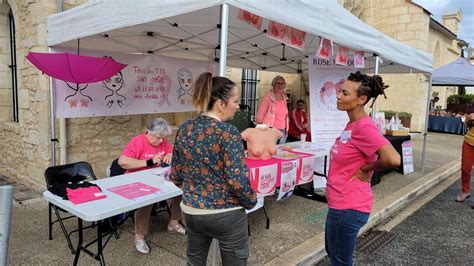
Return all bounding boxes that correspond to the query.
[309,54,354,173]
[249,164,278,196]
[51,48,217,118]
[402,140,414,174]
[277,160,298,201]
[296,155,316,184]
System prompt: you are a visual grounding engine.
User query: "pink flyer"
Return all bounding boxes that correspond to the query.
[108,182,161,200]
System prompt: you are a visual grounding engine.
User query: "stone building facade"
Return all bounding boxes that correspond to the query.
[0,0,466,190]
[339,0,465,127]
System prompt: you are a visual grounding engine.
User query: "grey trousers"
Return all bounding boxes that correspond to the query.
[183,209,249,266]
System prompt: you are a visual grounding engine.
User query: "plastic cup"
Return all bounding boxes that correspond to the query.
[300,134,307,143]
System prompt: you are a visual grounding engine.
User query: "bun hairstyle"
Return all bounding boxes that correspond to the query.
[347,71,389,107]
[191,72,236,112]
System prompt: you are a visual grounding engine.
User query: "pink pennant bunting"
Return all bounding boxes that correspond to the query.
[238,9,263,30]
[316,38,332,59]
[267,21,289,43]
[354,50,365,68]
[335,46,349,66]
[287,27,306,50]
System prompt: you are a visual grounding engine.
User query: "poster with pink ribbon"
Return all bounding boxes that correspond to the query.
[51,48,217,118]
[249,164,278,196]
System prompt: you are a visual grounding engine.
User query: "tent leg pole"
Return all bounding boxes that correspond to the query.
[421,73,432,174]
[218,3,229,76]
[211,4,230,265]
[371,56,380,120]
[48,47,57,166]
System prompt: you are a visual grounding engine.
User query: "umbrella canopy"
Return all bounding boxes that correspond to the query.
[432,57,474,86]
[26,52,127,84]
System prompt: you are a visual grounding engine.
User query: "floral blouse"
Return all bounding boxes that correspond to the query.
[170,115,257,210]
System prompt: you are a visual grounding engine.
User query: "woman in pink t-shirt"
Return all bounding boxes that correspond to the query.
[118,118,185,254]
[256,75,289,144]
[325,72,400,265]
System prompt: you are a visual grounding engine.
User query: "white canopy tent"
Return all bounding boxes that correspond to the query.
[46,0,434,170]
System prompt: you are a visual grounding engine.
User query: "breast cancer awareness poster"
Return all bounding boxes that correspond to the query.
[266,21,306,50]
[238,9,263,30]
[296,155,315,185]
[277,160,298,201]
[335,46,349,66]
[287,27,306,50]
[316,38,332,59]
[354,50,365,68]
[250,164,278,196]
[51,48,217,118]
[267,20,289,43]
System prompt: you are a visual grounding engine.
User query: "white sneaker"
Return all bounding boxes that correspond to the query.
[135,239,150,254]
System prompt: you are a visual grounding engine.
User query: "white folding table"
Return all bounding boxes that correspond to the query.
[43,168,182,265]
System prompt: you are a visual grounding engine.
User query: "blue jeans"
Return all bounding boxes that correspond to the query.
[277,128,287,144]
[325,208,369,266]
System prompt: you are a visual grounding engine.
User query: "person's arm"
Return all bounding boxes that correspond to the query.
[169,128,184,188]
[222,126,257,209]
[352,144,400,182]
[118,138,161,170]
[256,93,271,124]
[162,139,173,164]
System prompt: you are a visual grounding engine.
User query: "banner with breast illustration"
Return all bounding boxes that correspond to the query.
[51,48,217,118]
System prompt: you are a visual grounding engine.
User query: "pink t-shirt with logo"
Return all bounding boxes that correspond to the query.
[326,116,389,213]
[121,133,173,173]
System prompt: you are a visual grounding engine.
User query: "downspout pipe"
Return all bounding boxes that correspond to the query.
[56,0,67,165]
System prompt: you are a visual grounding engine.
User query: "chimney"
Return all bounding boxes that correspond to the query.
[442,9,462,35]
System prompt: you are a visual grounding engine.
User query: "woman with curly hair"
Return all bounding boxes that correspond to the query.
[325,71,401,265]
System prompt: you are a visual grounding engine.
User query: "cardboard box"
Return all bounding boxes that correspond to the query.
[386,129,409,136]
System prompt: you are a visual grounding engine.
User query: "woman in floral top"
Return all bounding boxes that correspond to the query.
[170,72,257,265]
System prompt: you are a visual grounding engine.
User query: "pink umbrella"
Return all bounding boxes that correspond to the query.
[26,52,127,84]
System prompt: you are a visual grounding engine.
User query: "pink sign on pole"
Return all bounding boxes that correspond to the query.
[108,182,161,200]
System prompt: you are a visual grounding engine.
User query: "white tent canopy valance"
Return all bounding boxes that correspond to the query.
[47,0,433,74]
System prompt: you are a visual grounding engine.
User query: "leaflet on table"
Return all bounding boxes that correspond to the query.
[272,150,307,160]
[249,164,278,196]
[245,196,264,214]
[277,160,298,201]
[107,182,161,200]
[280,142,327,157]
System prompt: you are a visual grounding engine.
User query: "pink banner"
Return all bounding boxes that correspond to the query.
[267,21,306,50]
[296,155,316,184]
[108,182,161,200]
[335,46,349,66]
[354,50,365,68]
[51,48,217,118]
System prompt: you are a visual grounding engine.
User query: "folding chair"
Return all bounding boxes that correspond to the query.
[44,161,98,254]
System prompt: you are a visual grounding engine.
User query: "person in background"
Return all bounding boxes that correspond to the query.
[455,112,473,204]
[325,71,400,265]
[429,96,439,112]
[256,75,289,144]
[118,118,185,254]
[288,99,311,142]
[170,72,257,265]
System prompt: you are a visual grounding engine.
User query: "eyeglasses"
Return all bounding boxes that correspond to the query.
[276,82,286,85]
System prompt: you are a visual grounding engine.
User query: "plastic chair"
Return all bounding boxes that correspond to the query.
[44,161,97,254]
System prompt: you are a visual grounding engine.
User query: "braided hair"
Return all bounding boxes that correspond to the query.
[347,71,389,107]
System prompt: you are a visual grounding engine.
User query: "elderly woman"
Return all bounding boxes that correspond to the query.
[170,72,257,265]
[118,118,185,254]
[256,75,289,144]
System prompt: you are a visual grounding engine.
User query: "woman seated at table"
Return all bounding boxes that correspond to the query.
[118,118,185,254]
[287,99,311,142]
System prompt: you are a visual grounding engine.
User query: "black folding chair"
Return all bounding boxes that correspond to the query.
[44,161,98,254]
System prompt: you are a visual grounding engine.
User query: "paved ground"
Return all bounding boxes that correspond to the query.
[317,174,474,266]
[2,132,466,265]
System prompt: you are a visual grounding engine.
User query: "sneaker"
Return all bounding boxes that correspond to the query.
[135,239,150,254]
[455,192,471,203]
[167,223,186,235]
